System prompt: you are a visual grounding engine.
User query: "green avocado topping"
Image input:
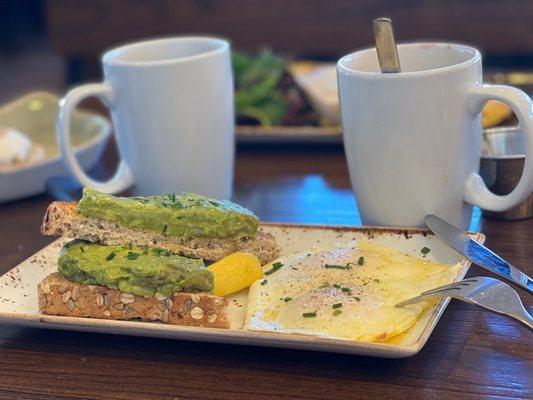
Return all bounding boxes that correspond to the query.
[77,188,259,240]
[58,240,213,297]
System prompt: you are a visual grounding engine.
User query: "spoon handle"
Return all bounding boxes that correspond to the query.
[373,18,401,73]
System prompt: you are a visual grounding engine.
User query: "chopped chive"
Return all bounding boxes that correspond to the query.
[341,287,351,292]
[260,279,267,285]
[79,246,85,253]
[292,267,299,270]
[421,247,431,254]
[324,264,350,270]
[162,225,168,235]
[333,309,342,316]
[332,303,342,309]
[321,281,330,288]
[153,247,171,257]
[106,252,116,261]
[373,279,380,283]
[333,284,341,289]
[170,192,176,202]
[357,256,365,265]
[303,312,317,318]
[354,296,361,302]
[306,253,312,257]
[125,251,139,260]
[283,297,292,302]
[265,262,283,275]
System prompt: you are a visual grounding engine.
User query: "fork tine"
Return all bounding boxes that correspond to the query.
[396,277,480,307]
[419,278,479,296]
[396,290,452,307]
[399,276,533,329]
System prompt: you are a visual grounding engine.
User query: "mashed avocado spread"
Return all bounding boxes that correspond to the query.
[77,188,259,240]
[58,240,213,297]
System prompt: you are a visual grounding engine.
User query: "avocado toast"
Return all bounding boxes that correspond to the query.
[38,246,229,328]
[38,189,279,328]
[42,188,279,264]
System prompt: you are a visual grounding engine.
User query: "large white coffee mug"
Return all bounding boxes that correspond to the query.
[57,37,234,198]
[338,43,533,229]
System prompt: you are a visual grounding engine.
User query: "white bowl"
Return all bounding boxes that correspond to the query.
[0,92,111,203]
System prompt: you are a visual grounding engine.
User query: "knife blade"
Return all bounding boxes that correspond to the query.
[424,215,533,294]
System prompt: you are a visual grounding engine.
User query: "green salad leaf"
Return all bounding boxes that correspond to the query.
[232,49,288,126]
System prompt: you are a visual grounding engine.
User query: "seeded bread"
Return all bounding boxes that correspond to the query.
[38,273,230,328]
[41,201,279,264]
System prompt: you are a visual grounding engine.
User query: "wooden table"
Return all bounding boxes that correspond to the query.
[0,145,531,400]
[46,1,533,84]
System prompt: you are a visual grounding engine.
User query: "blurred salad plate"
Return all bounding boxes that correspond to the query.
[289,62,339,126]
[233,53,521,144]
[233,50,341,144]
[236,125,342,144]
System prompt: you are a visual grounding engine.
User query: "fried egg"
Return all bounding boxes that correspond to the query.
[244,241,459,342]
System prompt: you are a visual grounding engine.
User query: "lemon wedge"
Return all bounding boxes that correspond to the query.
[482,100,513,128]
[207,252,263,296]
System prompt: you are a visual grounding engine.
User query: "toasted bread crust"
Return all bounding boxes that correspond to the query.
[38,273,229,328]
[41,201,279,264]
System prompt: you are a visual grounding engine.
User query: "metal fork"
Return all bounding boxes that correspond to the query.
[396,276,533,329]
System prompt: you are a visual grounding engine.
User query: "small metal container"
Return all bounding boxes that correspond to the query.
[480,126,532,220]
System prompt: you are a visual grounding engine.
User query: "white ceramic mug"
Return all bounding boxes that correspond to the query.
[57,37,234,198]
[338,43,533,229]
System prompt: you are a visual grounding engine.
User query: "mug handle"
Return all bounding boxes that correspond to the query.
[57,83,134,194]
[464,84,533,211]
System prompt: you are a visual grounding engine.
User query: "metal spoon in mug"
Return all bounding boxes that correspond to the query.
[373,17,401,73]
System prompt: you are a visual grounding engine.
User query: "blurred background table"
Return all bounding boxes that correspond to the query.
[0,1,532,399]
[0,145,532,400]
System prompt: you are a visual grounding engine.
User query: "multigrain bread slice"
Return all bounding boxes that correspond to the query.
[41,201,279,264]
[38,273,230,328]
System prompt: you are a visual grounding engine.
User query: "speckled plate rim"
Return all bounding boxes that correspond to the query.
[0,223,484,358]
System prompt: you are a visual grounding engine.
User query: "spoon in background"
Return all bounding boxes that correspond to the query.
[373,17,401,73]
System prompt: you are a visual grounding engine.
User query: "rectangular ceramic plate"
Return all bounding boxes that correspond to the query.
[0,224,483,358]
[236,125,342,144]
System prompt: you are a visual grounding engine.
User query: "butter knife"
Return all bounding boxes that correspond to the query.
[425,215,533,294]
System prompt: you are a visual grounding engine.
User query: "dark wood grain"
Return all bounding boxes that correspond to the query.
[45,1,533,85]
[46,0,533,59]
[0,145,531,400]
